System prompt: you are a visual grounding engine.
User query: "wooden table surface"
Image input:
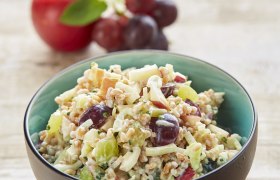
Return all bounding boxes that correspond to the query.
[0,0,279,179]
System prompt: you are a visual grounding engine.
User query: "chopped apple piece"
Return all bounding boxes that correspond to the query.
[147,75,169,109]
[99,77,118,97]
[104,71,122,80]
[147,75,162,88]
[129,64,160,82]
[151,101,168,109]
[166,64,175,81]
[55,88,76,104]
[93,68,105,88]
[101,116,114,131]
[115,82,140,104]
[88,63,105,88]
[174,72,187,83]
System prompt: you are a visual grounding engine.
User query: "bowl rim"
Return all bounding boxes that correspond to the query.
[23,50,257,180]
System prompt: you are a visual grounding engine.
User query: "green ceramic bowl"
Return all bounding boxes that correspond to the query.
[24,51,257,180]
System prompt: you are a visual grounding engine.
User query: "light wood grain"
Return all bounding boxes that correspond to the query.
[0,0,280,179]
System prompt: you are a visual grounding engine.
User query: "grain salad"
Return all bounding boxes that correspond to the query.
[37,63,243,180]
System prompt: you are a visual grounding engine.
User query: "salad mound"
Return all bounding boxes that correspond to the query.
[38,63,243,180]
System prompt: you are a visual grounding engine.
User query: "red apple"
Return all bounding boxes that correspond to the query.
[31,0,92,52]
[151,101,168,110]
[174,74,186,83]
[176,167,195,180]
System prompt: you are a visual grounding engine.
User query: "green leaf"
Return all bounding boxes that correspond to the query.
[60,0,107,26]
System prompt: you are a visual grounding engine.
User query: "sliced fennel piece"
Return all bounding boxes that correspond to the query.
[186,142,202,170]
[65,144,79,163]
[54,160,83,172]
[146,143,179,156]
[83,129,99,148]
[61,117,72,141]
[120,146,141,172]
[145,142,203,170]
[54,150,67,165]
[208,124,229,137]
[113,107,133,132]
[184,131,196,144]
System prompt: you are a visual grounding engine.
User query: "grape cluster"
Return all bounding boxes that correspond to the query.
[92,0,178,52]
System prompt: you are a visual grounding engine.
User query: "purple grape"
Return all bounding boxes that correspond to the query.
[124,15,158,49]
[79,104,112,129]
[146,30,169,50]
[149,0,178,28]
[161,83,175,97]
[126,0,156,14]
[150,113,179,146]
[185,99,201,117]
[92,18,124,52]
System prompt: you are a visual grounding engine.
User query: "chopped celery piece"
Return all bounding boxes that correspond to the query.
[186,142,202,170]
[146,143,178,156]
[92,136,119,163]
[47,110,63,136]
[178,85,198,102]
[80,166,94,180]
[120,146,141,172]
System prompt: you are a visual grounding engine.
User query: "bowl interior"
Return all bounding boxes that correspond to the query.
[26,51,254,149]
